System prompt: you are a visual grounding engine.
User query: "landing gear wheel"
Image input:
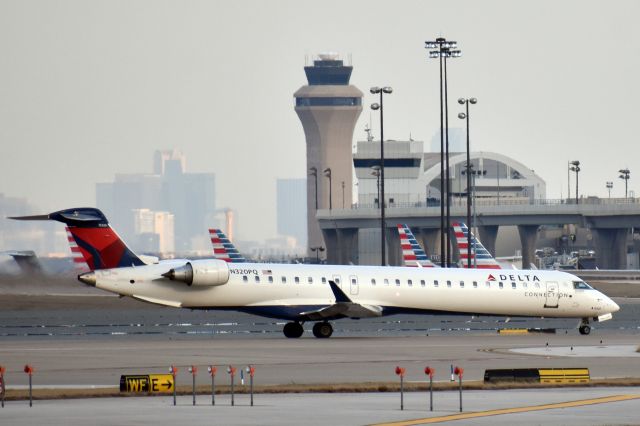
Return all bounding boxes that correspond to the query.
[579,325,591,335]
[283,322,304,338]
[312,322,333,338]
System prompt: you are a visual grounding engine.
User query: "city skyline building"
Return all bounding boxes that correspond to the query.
[276,178,307,250]
[294,53,363,256]
[96,150,216,253]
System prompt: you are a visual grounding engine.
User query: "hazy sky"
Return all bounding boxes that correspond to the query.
[1,1,639,242]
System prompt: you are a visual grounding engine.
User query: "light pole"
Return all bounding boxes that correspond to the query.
[426,37,461,267]
[570,160,580,204]
[323,168,332,210]
[619,168,630,198]
[309,167,318,210]
[371,86,393,266]
[341,181,345,209]
[310,246,325,263]
[458,97,477,268]
[371,166,381,207]
[606,181,613,199]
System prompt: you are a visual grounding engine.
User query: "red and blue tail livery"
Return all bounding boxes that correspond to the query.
[11,208,145,270]
[397,224,436,268]
[452,221,501,269]
[209,229,246,263]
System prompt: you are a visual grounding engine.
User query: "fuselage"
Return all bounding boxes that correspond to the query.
[90,261,619,321]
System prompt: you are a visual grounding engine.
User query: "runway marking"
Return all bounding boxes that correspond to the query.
[372,394,640,425]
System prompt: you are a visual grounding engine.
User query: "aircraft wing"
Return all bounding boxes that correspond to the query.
[299,281,383,320]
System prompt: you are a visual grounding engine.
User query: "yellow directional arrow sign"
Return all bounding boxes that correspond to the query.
[120,374,174,393]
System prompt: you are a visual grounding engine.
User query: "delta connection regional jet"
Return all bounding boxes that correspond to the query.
[12,208,619,339]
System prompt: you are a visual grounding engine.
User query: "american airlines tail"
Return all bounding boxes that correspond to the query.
[452,221,501,269]
[209,229,246,263]
[397,224,436,267]
[10,208,146,270]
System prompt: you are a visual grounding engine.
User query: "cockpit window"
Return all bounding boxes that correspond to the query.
[573,281,593,290]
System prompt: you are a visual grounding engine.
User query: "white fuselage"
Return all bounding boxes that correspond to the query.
[91,262,619,321]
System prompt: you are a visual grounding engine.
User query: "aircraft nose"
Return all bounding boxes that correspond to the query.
[610,299,620,313]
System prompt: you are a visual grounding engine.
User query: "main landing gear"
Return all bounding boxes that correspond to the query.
[578,318,591,335]
[282,321,334,338]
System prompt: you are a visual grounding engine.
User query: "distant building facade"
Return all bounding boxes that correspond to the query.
[276,178,307,250]
[96,150,216,254]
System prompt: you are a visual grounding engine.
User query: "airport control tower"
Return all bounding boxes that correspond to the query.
[294,53,363,255]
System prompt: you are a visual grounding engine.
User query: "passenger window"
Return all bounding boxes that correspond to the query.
[281,276,286,284]
[243,276,248,283]
[408,279,413,286]
[395,279,401,286]
[446,280,452,288]
[420,280,426,287]
[268,276,273,283]
[335,278,340,284]
[523,282,527,288]
[351,278,357,284]
[371,278,376,285]
[534,282,540,288]
[485,281,491,288]
[255,276,260,283]
[322,277,327,284]
[459,281,464,288]
[434,280,439,287]
[473,281,478,288]
[308,277,313,284]
[499,282,504,289]
[384,279,389,286]
[295,277,300,284]
[511,282,516,289]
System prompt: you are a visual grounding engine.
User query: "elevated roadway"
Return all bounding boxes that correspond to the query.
[317,198,640,268]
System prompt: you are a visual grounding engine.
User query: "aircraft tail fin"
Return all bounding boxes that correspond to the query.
[10,208,145,270]
[452,221,501,269]
[397,224,436,268]
[209,229,246,262]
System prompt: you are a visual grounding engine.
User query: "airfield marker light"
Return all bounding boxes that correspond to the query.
[228,366,237,406]
[246,365,256,406]
[454,366,464,412]
[188,365,197,406]
[208,366,217,406]
[424,366,435,411]
[0,365,5,408]
[170,365,178,406]
[23,364,34,407]
[395,366,406,410]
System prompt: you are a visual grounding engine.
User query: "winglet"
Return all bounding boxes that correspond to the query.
[329,280,352,303]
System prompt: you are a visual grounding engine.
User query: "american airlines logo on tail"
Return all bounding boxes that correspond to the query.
[397,224,436,268]
[452,222,501,269]
[209,229,246,263]
[65,226,89,272]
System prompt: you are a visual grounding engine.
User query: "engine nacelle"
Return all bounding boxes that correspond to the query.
[162,259,230,287]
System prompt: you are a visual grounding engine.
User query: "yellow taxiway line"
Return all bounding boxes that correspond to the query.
[372,394,640,425]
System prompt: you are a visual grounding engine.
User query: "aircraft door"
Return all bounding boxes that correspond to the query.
[332,275,342,289]
[544,281,559,308]
[349,275,359,295]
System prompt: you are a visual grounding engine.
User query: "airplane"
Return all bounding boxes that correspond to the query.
[452,222,502,269]
[11,207,620,338]
[397,224,436,267]
[209,229,246,262]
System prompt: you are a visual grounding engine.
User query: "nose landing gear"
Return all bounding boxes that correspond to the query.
[578,318,591,335]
